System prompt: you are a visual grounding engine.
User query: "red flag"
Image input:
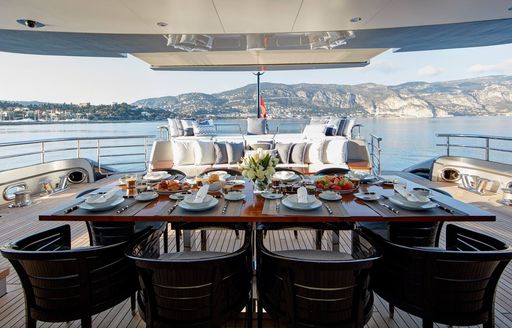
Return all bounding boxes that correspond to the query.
[260,95,267,118]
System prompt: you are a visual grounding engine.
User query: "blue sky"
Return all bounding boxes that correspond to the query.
[1,43,512,105]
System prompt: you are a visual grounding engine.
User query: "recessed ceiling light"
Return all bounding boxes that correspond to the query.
[508,6,512,11]
[350,17,362,23]
[156,22,168,27]
[16,19,45,28]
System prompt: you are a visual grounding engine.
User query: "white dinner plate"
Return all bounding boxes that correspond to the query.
[261,192,283,199]
[282,195,322,211]
[203,171,231,180]
[143,172,171,182]
[224,192,246,201]
[135,191,158,202]
[169,192,187,200]
[79,197,125,212]
[273,171,299,182]
[354,192,381,201]
[178,198,219,212]
[388,195,437,211]
[183,194,215,205]
[227,179,245,186]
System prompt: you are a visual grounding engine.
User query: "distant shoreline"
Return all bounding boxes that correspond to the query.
[0,120,159,126]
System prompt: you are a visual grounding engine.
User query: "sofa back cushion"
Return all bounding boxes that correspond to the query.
[324,139,348,164]
[249,140,273,150]
[213,142,228,164]
[181,119,195,136]
[302,124,326,138]
[172,141,195,165]
[225,142,245,164]
[342,119,355,137]
[305,139,326,164]
[168,118,181,137]
[275,142,293,164]
[290,142,307,164]
[247,118,266,135]
[193,140,215,165]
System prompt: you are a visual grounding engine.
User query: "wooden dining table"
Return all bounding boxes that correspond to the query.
[39,175,495,224]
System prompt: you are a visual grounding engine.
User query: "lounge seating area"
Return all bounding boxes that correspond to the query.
[151,117,370,176]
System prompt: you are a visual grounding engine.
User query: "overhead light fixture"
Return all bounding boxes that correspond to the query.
[165,34,214,52]
[16,19,45,28]
[246,34,267,51]
[307,31,355,50]
[350,17,362,23]
[156,22,168,27]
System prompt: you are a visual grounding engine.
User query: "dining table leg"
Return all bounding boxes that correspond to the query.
[183,230,192,251]
[332,230,340,252]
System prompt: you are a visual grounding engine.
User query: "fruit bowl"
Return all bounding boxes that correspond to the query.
[315,175,357,192]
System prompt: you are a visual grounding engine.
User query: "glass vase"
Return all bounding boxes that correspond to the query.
[253,179,269,193]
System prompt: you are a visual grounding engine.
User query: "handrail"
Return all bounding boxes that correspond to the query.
[436,133,512,161]
[0,135,155,174]
[369,134,382,176]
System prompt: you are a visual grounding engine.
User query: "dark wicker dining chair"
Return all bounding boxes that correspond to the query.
[0,224,145,328]
[256,228,380,328]
[360,224,512,328]
[314,167,351,176]
[200,167,242,177]
[126,224,253,328]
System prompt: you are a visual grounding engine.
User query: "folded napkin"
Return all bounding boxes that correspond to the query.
[86,189,118,204]
[394,185,421,202]
[193,185,209,203]
[297,187,308,203]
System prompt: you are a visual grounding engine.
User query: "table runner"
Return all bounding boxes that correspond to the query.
[158,198,244,217]
[362,197,468,217]
[262,199,350,217]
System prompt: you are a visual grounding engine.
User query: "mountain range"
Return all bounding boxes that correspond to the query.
[132,75,512,118]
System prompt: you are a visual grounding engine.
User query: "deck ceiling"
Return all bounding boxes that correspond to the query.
[2,0,512,34]
[1,0,512,70]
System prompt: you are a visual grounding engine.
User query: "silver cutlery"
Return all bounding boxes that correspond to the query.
[322,202,333,215]
[64,205,79,214]
[116,203,134,214]
[430,198,455,214]
[168,200,181,214]
[378,200,400,214]
[275,198,281,213]
[221,200,230,214]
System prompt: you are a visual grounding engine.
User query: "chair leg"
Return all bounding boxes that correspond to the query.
[81,316,92,328]
[26,314,36,328]
[257,299,263,328]
[293,230,298,239]
[163,225,169,253]
[422,319,433,328]
[389,303,394,318]
[176,229,181,252]
[235,229,240,239]
[483,317,495,328]
[263,230,267,238]
[247,297,253,328]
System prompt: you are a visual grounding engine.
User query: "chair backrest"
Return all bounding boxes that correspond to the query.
[0,225,141,322]
[256,230,380,328]
[388,221,443,247]
[367,224,512,326]
[127,226,252,327]
[200,167,242,177]
[86,221,137,246]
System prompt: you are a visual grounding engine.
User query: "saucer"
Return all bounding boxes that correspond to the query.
[319,192,342,201]
[261,192,284,199]
[224,191,246,201]
[354,192,381,201]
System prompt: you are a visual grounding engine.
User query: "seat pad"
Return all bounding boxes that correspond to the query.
[159,251,227,260]
[275,249,353,261]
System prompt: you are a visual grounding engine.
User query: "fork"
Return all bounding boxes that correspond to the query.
[378,200,400,214]
[168,200,181,214]
[221,199,230,214]
[322,202,334,215]
[116,203,134,214]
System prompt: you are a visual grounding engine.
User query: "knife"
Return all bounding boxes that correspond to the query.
[275,198,281,213]
[430,198,455,214]
[116,202,134,214]
[322,202,333,215]
[64,205,80,214]
[168,200,180,214]
[221,200,230,214]
[378,201,400,214]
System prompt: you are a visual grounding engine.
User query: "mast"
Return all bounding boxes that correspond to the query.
[253,71,264,118]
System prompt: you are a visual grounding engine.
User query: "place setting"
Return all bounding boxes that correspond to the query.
[359,184,467,217]
[262,186,348,217]
[163,185,245,217]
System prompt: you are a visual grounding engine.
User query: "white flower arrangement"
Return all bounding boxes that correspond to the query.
[239,149,279,183]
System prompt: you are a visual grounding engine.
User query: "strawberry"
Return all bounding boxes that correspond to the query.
[333,186,342,190]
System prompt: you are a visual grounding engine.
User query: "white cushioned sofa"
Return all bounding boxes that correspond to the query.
[149,117,370,176]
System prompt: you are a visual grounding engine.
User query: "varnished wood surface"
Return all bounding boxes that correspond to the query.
[39,175,495,223]
[0,174,511,327]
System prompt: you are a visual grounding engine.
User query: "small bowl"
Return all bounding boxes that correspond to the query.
[206,180,226,192]
[412,188,431,197]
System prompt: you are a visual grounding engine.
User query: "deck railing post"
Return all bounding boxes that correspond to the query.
[96,139,101,172]
[77,139,81,158]
[446,136,450,156]
[41,142,45,163]
[143,137,148,171]
[485,138,490,161]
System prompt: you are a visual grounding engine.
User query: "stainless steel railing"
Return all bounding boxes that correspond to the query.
[436,133,512,161]
[0,135,155,174]
[369,134,383,176]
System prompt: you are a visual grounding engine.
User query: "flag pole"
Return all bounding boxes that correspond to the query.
[253,71,264,118]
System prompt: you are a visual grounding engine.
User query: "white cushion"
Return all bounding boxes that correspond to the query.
[305,139,326,164]
[324,139,348,164]
[302,124,326,138]
[193,140,215,165]
[342,119,355,137]
[172,141,195,165]
[181,119,194,129]
[168,118,181,137]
